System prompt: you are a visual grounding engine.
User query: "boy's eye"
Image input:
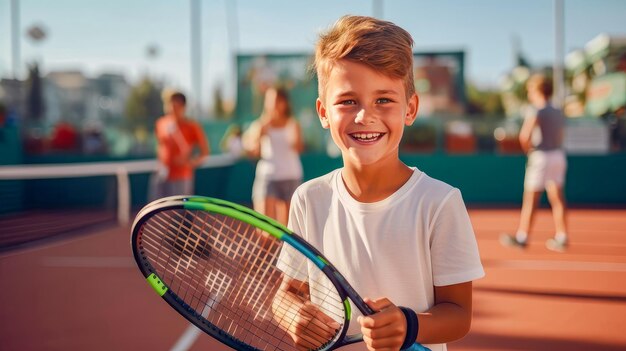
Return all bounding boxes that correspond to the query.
[339,100,356,106]
[376,98,392,104]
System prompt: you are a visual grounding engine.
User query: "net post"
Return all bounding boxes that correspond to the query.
[116,166,130,225]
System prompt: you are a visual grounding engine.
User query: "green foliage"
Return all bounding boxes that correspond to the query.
[26,63,45,122]
[400,121,438,152]
[124,77,163,130]
[466,82,504,117]
[213,86,231,120]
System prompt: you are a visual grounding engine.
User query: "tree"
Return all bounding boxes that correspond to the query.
[466,82,504,116]
[125,77,163,130]
[26,62,45,122]
[212,86,228,119]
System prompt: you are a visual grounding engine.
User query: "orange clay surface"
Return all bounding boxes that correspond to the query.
[1,208,625,351]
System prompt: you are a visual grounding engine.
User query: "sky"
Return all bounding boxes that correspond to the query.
[1,0,626,109]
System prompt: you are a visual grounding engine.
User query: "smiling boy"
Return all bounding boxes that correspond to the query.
[277,16,484,351]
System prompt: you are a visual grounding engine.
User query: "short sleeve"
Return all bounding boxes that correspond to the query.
[430,189,485,286]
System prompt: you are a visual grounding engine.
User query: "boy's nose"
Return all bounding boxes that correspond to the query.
[354,108,376,125]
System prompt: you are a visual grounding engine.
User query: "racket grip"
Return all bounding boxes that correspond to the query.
[403,344,432,351]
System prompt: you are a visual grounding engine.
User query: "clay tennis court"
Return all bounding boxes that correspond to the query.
[1,207,625,351]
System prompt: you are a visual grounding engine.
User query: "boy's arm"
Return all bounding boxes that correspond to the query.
[155,121,173,166]
[190,122,210,168]
[519,113,538,153]
[359,281,472,348]
[416,281,473,344]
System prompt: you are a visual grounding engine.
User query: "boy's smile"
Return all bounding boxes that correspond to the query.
[316,59,418,168]
[350,132,384,143]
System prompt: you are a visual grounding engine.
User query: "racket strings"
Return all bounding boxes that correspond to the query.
[142,210,291,349]
[191,212,304,349]
[269,262,346,350]
[139,209,345,351]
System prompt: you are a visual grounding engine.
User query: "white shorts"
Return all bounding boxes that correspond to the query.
[524,149,567,192]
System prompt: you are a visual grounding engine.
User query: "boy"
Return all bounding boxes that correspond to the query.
[500,74,568,252]
[273,16,484,351]
[153,92,210,199]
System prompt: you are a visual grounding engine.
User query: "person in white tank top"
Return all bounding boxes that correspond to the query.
[243,87,304,225]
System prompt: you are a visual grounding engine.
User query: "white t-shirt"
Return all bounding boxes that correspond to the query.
[282,167,484,351]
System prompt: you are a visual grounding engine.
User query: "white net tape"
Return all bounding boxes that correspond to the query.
[0,154,237,225]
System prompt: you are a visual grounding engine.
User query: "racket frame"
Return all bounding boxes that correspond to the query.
[131,196,364,350]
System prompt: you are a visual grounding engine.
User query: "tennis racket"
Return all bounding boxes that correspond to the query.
[131,195,431,351]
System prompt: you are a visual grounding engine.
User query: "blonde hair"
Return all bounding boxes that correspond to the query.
[314,15,416,101]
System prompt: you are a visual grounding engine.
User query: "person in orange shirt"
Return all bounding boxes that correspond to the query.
[152,92,210,199]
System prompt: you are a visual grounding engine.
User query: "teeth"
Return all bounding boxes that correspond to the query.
[352,133,381,140]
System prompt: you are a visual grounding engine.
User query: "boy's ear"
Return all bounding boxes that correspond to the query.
[405,93,419,126]
[316,98,330,129]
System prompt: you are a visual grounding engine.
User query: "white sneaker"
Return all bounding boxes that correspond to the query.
[546,237,568,252]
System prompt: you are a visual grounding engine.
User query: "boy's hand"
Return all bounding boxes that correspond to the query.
[286,300,341,350]
[358,297,408,351]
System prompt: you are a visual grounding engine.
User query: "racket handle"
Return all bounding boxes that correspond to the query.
[403,344,432,351]
[349,334,431,351]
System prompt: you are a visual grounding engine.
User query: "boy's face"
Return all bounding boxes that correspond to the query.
[170,98,186,119]
[316,60,418,167]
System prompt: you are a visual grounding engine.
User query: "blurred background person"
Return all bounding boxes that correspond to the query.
[501,73,569,252]
[243,87,304,225]
[151,91,210,199]
[220,123,245,159]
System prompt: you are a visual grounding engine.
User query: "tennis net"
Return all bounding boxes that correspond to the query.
[0,154,237,253]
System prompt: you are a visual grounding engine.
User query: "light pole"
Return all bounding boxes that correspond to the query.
[10,0,20,79]
[553,0,565,109]
[226,0,239,112]
[373,0,383,18]
[190,0,202,119]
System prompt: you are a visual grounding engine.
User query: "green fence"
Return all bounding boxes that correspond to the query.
[6,154,626,216]
[299,153,626,206]
[205,152,626,206]
[0,125,23,213]
[2,152,625,215]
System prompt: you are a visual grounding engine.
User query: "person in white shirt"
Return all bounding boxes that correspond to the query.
[272,15,484,351]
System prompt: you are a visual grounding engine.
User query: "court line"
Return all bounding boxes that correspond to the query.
[483,259,626,272]
[170,305,211,351]
[170,324,203,351]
